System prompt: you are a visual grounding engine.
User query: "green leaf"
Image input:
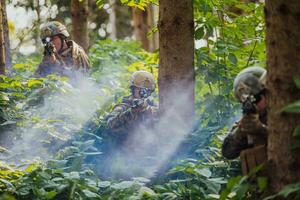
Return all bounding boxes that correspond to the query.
[282,101,300,113]
[64,172,80,180]
[195,27,205,39]
[228,53,238,65]
[195,168,212,178]
[278,182,300,197]
[83,152,102,156]
[293,125,300,137]
[294,75,300,89]
[28,79,43,88]
[236,183,250,199]
[82,189,100,198]
[45,190,57,200]
[111,181,136,190]
[0,178,15,189]
[258,177,268,192]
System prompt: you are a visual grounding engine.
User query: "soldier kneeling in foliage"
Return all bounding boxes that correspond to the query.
[222,66,268,175]
[35,21,90,77]
[99,70,158,178]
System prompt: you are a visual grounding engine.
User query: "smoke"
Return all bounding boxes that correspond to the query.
[1,72,121,165]
[2,69,199,181]
[98,84,195,179]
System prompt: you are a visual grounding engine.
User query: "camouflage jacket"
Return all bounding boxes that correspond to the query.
[222,111,267,160]
[105,96,157,137]
[35,40,90,77]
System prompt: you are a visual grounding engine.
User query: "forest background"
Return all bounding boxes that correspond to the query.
[0,0,299,199]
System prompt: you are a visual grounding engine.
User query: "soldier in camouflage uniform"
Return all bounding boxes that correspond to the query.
[99,71,158,178]
[106,70,157,135]
[35,21,90,77]
[222,66,268,175]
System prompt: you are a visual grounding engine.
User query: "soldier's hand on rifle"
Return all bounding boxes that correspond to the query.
[131,99,147,113]
[239,114,266,136]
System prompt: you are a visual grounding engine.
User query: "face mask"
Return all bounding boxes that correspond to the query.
[139,88,150,98]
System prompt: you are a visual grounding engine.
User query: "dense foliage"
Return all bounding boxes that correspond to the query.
[4,0,299,200]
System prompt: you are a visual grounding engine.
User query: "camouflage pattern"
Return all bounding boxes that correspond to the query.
[222,112,267,160]
[233,67,266,102]
[106,96,157,135]
[97,96,157,179]
[35,40,90,77]
[40,21,70,40]
[129,71,156,91]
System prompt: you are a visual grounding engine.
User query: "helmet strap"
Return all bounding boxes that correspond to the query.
[130,86,135,96]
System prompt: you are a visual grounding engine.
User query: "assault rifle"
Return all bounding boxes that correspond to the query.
[132,98,146,109]
[241,94,257,115]
[241,94,258,145]
[42,37,55,56]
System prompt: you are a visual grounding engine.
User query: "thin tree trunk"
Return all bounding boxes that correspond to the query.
[71,0,89,52]
[1,0,10,69]
[265,0,300,193]
[0,0,5,75]
[35,0,42,50]
[132,7,149,51]
[158,0,195,125]
[147,4,158,52]
[108,0,117,40]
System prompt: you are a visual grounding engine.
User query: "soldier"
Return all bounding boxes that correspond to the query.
[222,66,267,175]
[98,70,158,178]
[35,21,90,77]
[106,70,157,134]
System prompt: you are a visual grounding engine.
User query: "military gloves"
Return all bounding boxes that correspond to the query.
[239,114,267,137]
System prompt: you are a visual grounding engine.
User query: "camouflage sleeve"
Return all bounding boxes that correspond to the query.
[106,105,137,133]
[79,50,90,70]
[222,123,248,160]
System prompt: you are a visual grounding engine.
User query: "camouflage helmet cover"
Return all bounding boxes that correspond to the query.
[129,70,156,91]
[40,21,70,40]
[233,66,266,102]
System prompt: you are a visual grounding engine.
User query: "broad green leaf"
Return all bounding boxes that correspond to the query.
[228,53,238,65]
[236,183,250,199]
[111,181,136,190]
[195,27,205,39]
[293,125,300,137]
[278,182,300,198]
[0,178,15,189]
[195,168,212,178]
[294,75,300,89]
[28,79,43,88]
[64,171,80,180]
[13,63,26,69]
[25,163,39,173]
[45,190,57,200]
[82,189,100,198]
[258,177,268,192]
[282,101,300,113]
[98,181,111,188]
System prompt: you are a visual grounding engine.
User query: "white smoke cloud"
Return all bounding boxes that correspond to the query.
[99,84,195,179]
[1,72,120,165]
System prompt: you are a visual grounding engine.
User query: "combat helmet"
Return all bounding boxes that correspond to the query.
[233,66,266,102]
[40,21,70,40]
[129,70,156,92]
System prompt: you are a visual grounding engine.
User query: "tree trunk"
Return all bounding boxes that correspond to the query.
[71,0,89,52]
[108,0,117,40]
[147,4,159,52]
[265,0,300,193]
[0,0,5,75]
[1,0,10,69]
[132,7,149,51]
[35,0,42,51]
[158,0,194,125]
